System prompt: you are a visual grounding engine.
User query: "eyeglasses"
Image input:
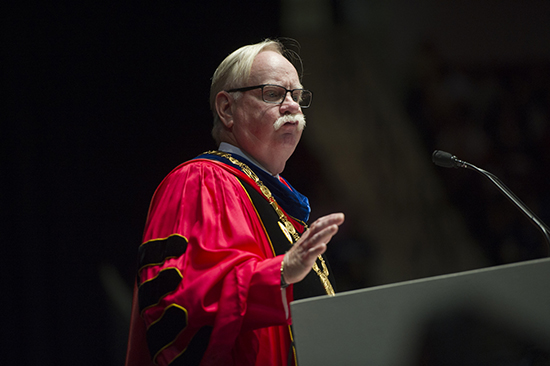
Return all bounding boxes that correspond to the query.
[226,84,313,108]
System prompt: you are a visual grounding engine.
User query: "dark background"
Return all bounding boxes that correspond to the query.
[4,1,281,364]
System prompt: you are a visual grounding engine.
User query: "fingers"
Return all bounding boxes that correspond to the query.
[282,212,345,284]
[301,212,345,253]
[308,213,345,234]
[305,225,336,255]
[301,212,345,250]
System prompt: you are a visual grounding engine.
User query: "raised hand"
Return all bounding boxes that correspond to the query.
[282,212,345,284]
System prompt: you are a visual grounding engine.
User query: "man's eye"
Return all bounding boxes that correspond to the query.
[264,88,284,100]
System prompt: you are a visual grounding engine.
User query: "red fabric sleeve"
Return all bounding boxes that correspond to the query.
[133,160,294,365]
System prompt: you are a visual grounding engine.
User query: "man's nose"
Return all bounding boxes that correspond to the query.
[280,92,301,113]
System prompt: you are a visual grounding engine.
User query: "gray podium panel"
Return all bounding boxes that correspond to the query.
[291,258,550,366]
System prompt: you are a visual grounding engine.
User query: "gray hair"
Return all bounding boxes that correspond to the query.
[209,39,302,144]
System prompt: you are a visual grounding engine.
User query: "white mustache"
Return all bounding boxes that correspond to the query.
[273,114,306,131]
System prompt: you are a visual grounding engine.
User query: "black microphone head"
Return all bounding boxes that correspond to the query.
[432,150,457,168]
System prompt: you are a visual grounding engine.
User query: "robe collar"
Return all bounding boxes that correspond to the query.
[196,144,311,223]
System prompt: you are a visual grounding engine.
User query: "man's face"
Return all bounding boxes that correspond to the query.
[230,50,305,175]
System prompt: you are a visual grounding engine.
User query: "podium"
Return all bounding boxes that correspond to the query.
[290,258,550,365]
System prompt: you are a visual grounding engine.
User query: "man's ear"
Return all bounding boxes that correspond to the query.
[215,91,234,128]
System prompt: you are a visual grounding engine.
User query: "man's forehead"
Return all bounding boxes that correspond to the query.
[249,51,301,87]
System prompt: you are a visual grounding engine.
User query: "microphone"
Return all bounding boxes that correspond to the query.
[432,150,550,256]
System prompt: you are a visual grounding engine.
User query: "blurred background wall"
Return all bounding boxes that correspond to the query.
[4,0,550,364]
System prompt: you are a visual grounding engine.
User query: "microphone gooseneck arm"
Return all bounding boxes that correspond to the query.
[432,150,550,256]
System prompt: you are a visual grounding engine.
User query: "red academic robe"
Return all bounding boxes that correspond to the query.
[125,158,304,366]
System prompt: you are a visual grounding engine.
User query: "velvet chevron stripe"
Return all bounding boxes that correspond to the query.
[147,304,188,362]
[138,268,183,313]
[138,234,188,270]
[168,326,213,365]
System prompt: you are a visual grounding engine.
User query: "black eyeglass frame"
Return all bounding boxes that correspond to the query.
[225,84,312,108]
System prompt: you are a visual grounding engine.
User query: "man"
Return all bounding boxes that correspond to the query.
[125,39,345,366]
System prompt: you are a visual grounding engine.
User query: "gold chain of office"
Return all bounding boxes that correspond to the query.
[205,150,335,296]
